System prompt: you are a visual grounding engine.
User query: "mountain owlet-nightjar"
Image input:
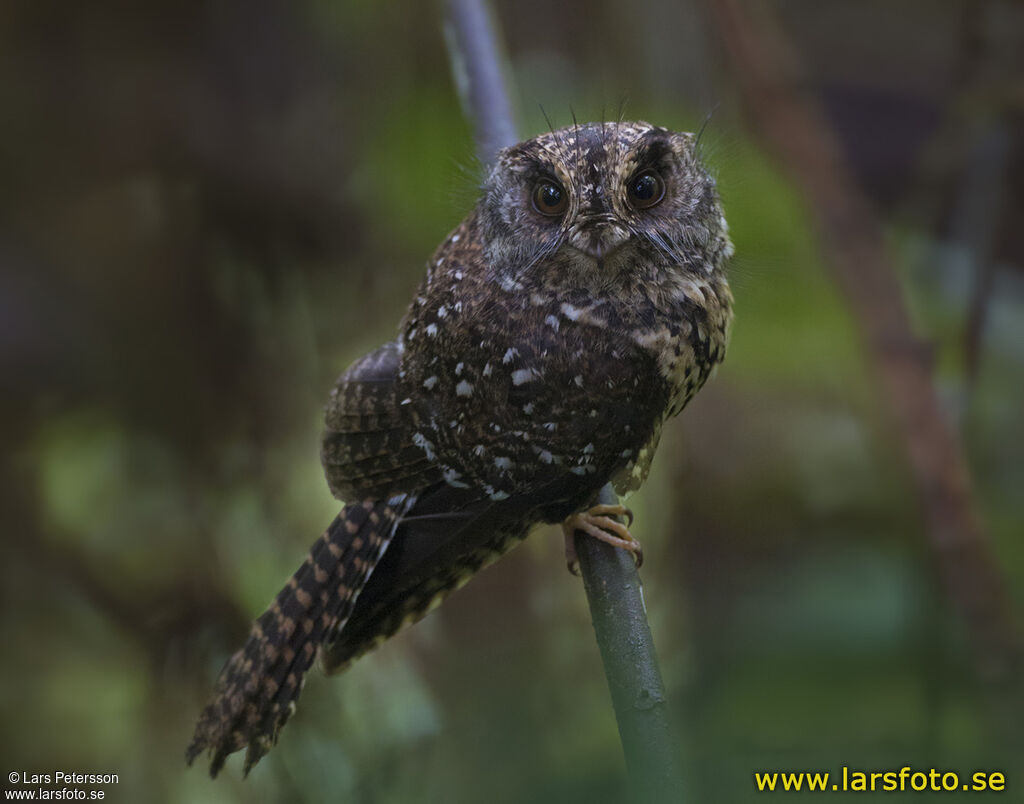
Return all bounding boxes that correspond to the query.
[187,121,733,775]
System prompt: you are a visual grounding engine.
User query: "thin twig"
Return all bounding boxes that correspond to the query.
[442,1,684,799]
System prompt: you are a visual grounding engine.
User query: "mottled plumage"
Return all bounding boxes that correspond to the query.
[188,121,733,775]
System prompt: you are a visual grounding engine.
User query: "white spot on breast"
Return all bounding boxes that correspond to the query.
[412,432,436,461]
[482,363,493,377]
[474,444,486,457]
[543,422,557,432]
[400,397,412,405]
[502,347,519,364]
[573,375,584,387]
[582,443,595,454]
[425,323,438,337]
[538,450,554,464]
[437,305,449,318]
[451,233,461,243]
[544,315,560,331]
[455,362,464,375]
[511,367,540,385]
[456,380,474,397]
[453,270,464,280]
[522,402,535,415]
[493,456,512,470]
[487,487,510,501]
[560,303,582,320]
[423,376,438,390]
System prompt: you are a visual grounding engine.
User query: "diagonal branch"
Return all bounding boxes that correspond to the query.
[705,0,1020,680]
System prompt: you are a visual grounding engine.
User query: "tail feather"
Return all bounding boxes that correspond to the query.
[186,497,409,776]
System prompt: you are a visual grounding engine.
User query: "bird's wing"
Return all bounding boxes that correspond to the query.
[321,340,443,499]
[320,467,605,674]
[320,483,527,673]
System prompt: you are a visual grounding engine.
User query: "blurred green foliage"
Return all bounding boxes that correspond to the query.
[2,1,1022,802]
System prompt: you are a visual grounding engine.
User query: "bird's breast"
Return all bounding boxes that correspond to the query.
[400,282,672,507]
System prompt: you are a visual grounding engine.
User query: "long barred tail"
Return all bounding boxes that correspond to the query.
[186,497,408,776]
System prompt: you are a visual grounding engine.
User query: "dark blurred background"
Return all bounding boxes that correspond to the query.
[2,0,1022,801]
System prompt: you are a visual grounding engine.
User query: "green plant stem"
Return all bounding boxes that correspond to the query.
[574,485,685,802]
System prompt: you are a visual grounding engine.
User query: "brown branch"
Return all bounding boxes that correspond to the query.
[705,0,1020,679]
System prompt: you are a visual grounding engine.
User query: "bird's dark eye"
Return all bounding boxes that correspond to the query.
[531,180,568,217]
[627,171,665,209]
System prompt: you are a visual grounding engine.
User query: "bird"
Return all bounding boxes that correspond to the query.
[186,120,733,776]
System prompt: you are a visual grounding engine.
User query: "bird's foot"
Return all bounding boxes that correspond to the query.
[561,504,641,575]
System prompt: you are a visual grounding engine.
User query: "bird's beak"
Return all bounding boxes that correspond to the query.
[568,217,631,262]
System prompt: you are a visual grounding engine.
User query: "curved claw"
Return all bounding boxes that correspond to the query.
[628,539,644,569]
